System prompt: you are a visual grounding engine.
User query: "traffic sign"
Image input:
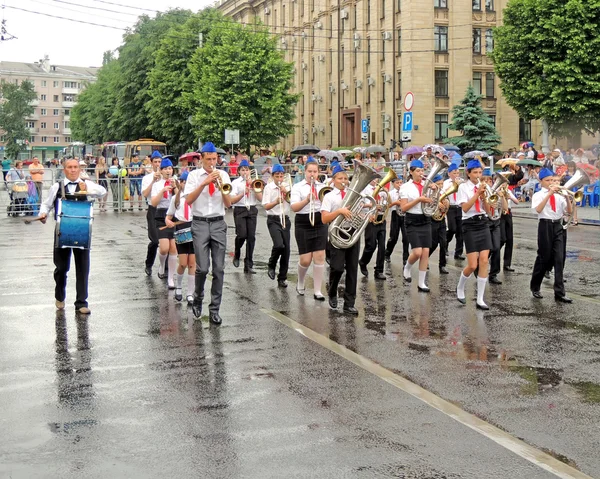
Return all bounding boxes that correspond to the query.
[402,112,413,132]
[401,132,412,142]
[361,119,370,134]
[224,129,240,144]
[404,92,415,111]
[361,132,368,141]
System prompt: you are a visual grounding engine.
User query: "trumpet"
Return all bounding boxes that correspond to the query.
[214,176,232,195]
[250,169,265,193]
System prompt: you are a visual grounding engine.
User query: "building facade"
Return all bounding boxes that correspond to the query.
[0,55,98,161]
[219,0,596,151]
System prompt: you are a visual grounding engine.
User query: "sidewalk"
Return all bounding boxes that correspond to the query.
[512,201,600,225]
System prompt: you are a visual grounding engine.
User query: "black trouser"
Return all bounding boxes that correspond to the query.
[360,220,386,274]
[385,211,410,264]
[446,205,464,256]
[145,205,159,269]
[233,206,258,268]
[328,239,360,307]
[430,219,448,268]
[530,219,566,297]
[54,246,90,309]
[500,212,514,267]
[267,216,290,281]
[488,219,502,276]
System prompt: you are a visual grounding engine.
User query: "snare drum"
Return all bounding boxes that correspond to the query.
[174,227,193,245]
[56,199,93,249]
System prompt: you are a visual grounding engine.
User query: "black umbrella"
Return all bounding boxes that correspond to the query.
[291,144,320,155]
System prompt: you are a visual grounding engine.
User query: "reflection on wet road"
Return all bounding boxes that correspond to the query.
[0,212,598,478]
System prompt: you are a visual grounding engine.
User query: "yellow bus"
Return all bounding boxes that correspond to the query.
[124,139,167,166]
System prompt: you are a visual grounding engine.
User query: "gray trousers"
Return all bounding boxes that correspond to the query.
[192,218,227,314]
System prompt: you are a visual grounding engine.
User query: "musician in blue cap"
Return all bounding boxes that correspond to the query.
[183,141,233,324]
[230,159,263,273]
[428,175,449,274]
[142,150,164,276]
[455,160,493,309]
[529,168,572,303]
[443,163,465,260]
[482,168,508,285]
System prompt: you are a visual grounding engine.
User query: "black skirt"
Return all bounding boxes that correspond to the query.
[462,215,492,253]
[155,208,174,240]
[404,213,432,249]
[295,213,327,254]
[174,219,194,255]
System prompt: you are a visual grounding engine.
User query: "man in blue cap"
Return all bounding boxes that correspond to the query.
[141,151,164,276]
[530,168,572,303]
[444,163,465,260]
[482,168,506,285]
[230,159,263,273]
[183,141,233,324]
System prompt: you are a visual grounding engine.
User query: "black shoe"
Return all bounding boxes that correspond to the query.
[503,266,515,272]
[457,297,466,305]
[544,271,551,279]
[374,272,387,281]
[531,291,544,299]
[489,276,503,285]
[403,275,412,283]
[192,302,202,318]
[158,272,167,280]
[343,306,359,315]
[385,256,391,263]
[439,266,449,275]
[278,280,288,288]
[233,257,240,268]
[174,291,183,302]
[359,262,368,277]
[329,297,338,309]
[209,313,223,325]
[268,268,275,280]
[314,293,325,301]
[555,295,573,303]
[454,255,465,260]
[244,267,256,274]
[417,285,430,293]
[144,266,152,276]
[476,302,490,310]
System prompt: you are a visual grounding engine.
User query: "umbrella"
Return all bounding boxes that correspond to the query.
[215,147,227,155]
[353,146,367,154]
[576,162,600,179]
[403,146,423,156]
[317,150,342,162]
[337,149,353,155]
[583,150,596,160]
[496,158,518,167]
[463,150,490,159]
[366,144,387,154]
[423,144,447,154]
[516,159,543,167]
[291,144,320,155]
[451,158,463,168]
[442,144,460,152]
[179,152,200,161]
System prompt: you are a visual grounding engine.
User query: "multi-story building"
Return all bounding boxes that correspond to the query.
[0,55,98,161]
[219,0,597,151]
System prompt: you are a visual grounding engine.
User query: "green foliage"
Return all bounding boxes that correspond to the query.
[191,22,299,151]
[0,80,37,160]
[491,0,600,137]
[444,84,501,154]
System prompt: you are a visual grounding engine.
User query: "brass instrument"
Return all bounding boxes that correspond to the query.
[557,167,592,229]
[431,179,462,221]
[318,186,333,201]
[422,157,451,217]
[276,174,292,228]
[308,177,318,226]
[214,175,232,195]
[250,169,265,193]
[372,189,392,225]
[482,172,509,205]
[328,162,396,249]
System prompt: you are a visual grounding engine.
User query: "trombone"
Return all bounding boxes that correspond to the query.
[309,177,317,226]
[276,177,291,228]
[250,169,265,193]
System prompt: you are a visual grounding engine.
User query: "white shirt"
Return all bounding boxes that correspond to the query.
[142,171,157,199]
[532,188,567,220]
[320,187,346,213]
[262,181,290,216]
[151,178,175,209]
[166,194,192,222]
[183,168,231,217]
[399,180,426,215]
[231,176,258,207]
[457,180,486,219]
[291,179,324,214]
[39,177,106,216]
[389,187,401,212]
[443,178,460,206]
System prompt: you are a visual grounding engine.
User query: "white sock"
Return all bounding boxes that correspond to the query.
[159,253,167,274]
[418,270,427,289]
[313,264,325,295]
[297,263,309,290]
[403,261,413,279]
[187,274,195,296]
[167,255,178,285]
[477,277,488,306]
[457,273,471,300]
[175,272,184,289]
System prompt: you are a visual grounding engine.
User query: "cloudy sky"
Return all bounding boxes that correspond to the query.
[2,0,214,67]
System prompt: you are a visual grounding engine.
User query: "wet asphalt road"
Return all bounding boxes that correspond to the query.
[0,210,599,479]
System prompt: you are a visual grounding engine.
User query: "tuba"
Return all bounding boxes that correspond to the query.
[372,189,392,225]
[558,167,592,229]
[328,161,395,249]
[482,172,509,206]
[422,157,451,216]
[431,179,463,221]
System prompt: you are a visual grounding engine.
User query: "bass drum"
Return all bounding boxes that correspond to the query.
[56,199,94,249]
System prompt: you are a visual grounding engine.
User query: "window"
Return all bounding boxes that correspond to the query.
[435,114,448,141]
[367,38,371,63]
[41,108,47,115]
[53,81,59,87]
[40,94,47,101]
[41,80,47,87]
[473,28,481,54]
[41,122,47,129]
[54,137,60,143]
[41,136,47,143]
[63,94,76,102]
[434,26,448,52]
[64,109,70,116]
[473,0,481,10]
[54,122,59,129]
[53,109,59,116]
[434,0,447,7]
[488,115,496,128]
[397,28,401,56]
[435,70,449,97]
[485,29,494,53]
[30,136,36,143]
[65,136,72,143]
[366,0,371,24]
[472,72,482,95]
[519,118,531,142]
[486,0,494,11]
[485,72,495,98]
[26,121,35,128]
[53,95,59,102]
[63,81,78,88]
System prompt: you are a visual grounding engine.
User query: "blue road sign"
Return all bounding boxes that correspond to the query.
[402,112,413,132]
[361,119,370,134]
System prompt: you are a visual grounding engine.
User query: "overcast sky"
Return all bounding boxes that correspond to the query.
[1,0,214,67]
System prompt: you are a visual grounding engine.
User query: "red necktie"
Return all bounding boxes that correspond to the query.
[209,181,215,196]
[184,202,190,220]
[549,194,556,212]
[311,184,317,198]
[414,182,423,195]
[246,181,250,197]
[341,190,346,200]
[474,187,481,213]
[453,192,457,201]
[163,180,170,199]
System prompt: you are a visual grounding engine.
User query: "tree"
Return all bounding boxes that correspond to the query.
[190,22,299,151]
[444,84,501,154]
[491,0,600,138]
[0,80,37,160]
[147,9,229,153]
